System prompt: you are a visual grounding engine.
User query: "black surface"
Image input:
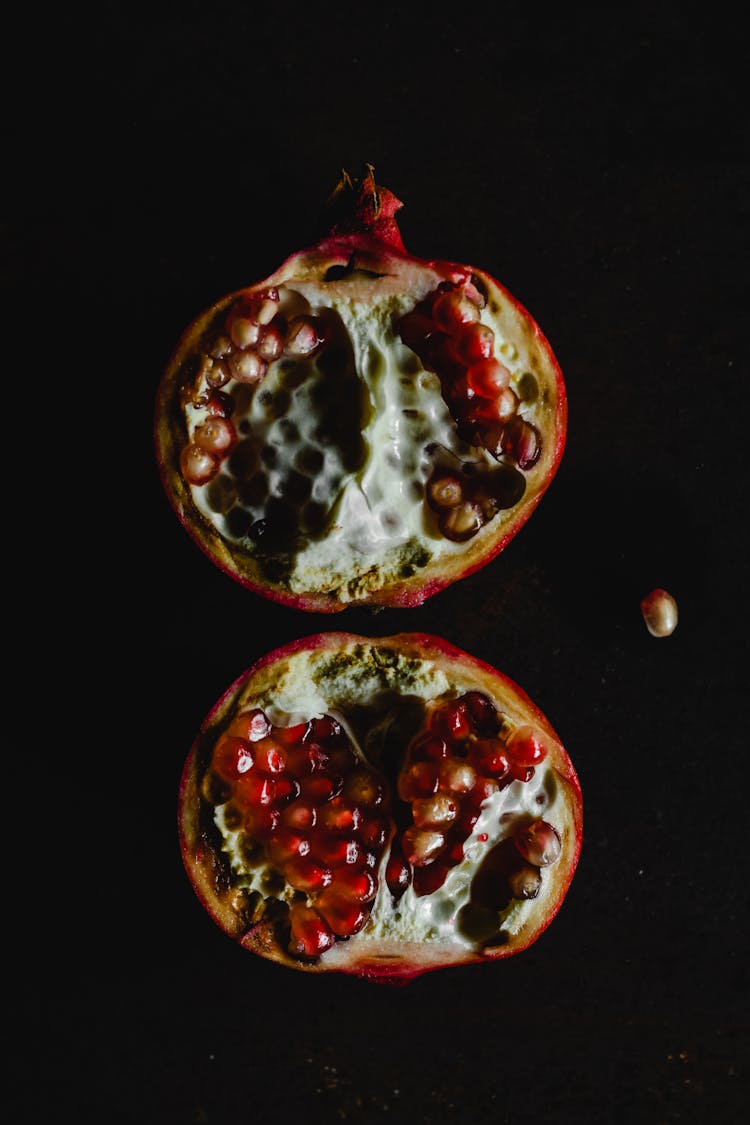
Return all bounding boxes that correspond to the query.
[12,6,749,1124]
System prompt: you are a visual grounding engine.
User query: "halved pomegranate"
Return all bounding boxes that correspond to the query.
[178,632,582,981]
[155,166,566,611]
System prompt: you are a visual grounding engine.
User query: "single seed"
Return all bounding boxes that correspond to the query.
[229,317,262,350]
[194,416,236,456]
[180,443,217,485]
[427,474,463,510]
[508,864,542,899]
[402,827,447,867]
[229,350,267,384]
[514,819,562,867]
[439,501,483,542]
[206,358,231,388]
[641,588,679,637]
[285,315,324,356]
[412,793,459,829]
[438,757,477,794]
[507,725,547,767]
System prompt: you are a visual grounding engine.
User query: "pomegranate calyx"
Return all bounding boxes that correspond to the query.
[323,163,405,251]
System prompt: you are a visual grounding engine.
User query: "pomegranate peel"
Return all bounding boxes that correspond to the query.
[155,166,567,611]
[178,632,583,981]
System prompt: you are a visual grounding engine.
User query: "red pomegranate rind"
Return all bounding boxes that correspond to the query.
[155,167,566,613]
[178,632,582,981]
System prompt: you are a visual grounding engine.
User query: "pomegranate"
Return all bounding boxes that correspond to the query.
[178,632,583,981]
[155,166,566,611]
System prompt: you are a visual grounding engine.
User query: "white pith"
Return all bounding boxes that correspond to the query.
[184,266,547,602]
[210,642,567,955]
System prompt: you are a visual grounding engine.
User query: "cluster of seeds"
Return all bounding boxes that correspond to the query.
[178,288,372,556]
[396,691,555,896]
[205,709,390,960]
[179,287,327,488]
[399,279,542,543]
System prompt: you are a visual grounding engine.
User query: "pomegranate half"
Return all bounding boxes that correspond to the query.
[155,166,567,611]
[178,632,582,981]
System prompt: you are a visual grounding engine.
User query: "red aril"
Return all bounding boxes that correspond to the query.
[178,632,582,981]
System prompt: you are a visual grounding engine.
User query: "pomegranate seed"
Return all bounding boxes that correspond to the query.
[466,357,511,398]
[229,350,267,384]
[641,588,679,637]
[300,773,344,803]
[473,386,519,423]
[447,837,466,865]
[273,774,300,805]
[180,443,217,485]
[318,798,362,834]
[244,806,280,839]
[427,474,463,510]
[249,288,280,326]
[357,816,388,848]
[313,836,364,867]
[205,389,234,415]
[228,708,271,743]
[385,844,411,898]
[399,310,434,351]
[455,810,480,837]
[514,820,562,866]
[451,322,495,364]
[284,746,317,776]
[412,793,459,828]
[212,735,254,781]
[267,829,311,867]
[432,287,481,332]
[314,891,369,938]
[402,827,447,867]
[311,716,346,745]
[399,761,439,800]
[439,501,483,542]
[229,316,261,350]
[509,864,542,899]
[333,868,377,903]
[507,726,547,767]
[343,770,384,807]
[193,415,236,457]
[256,323,284,362]
[253,738,287,774]
[276,721,311,745]
[462,691,499,735]
[413,862,450,896]
[235,773,276,808]
[281,800,317,830]
[205,359,231,390]
[503,417,541,470]
[285,857,333,893]
[510,764,535,783]
[209,335,232,359]
[411,732,449,761]
[288,902,334,958]
[438,757,477,794]
[285,315,324,356]
[473,738,511,778]
[473,776,501,805]
[439,700,472,741]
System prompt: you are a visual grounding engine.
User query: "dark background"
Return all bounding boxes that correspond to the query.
[11,4,748,1123]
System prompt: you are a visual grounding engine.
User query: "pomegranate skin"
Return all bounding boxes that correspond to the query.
[155,167,567,613]
[178,632,583,982]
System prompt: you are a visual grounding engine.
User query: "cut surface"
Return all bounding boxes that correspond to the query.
[178,633,583,980]
[155,171,566,610]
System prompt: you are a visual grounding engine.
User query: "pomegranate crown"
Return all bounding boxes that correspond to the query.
[322,163,405,251]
